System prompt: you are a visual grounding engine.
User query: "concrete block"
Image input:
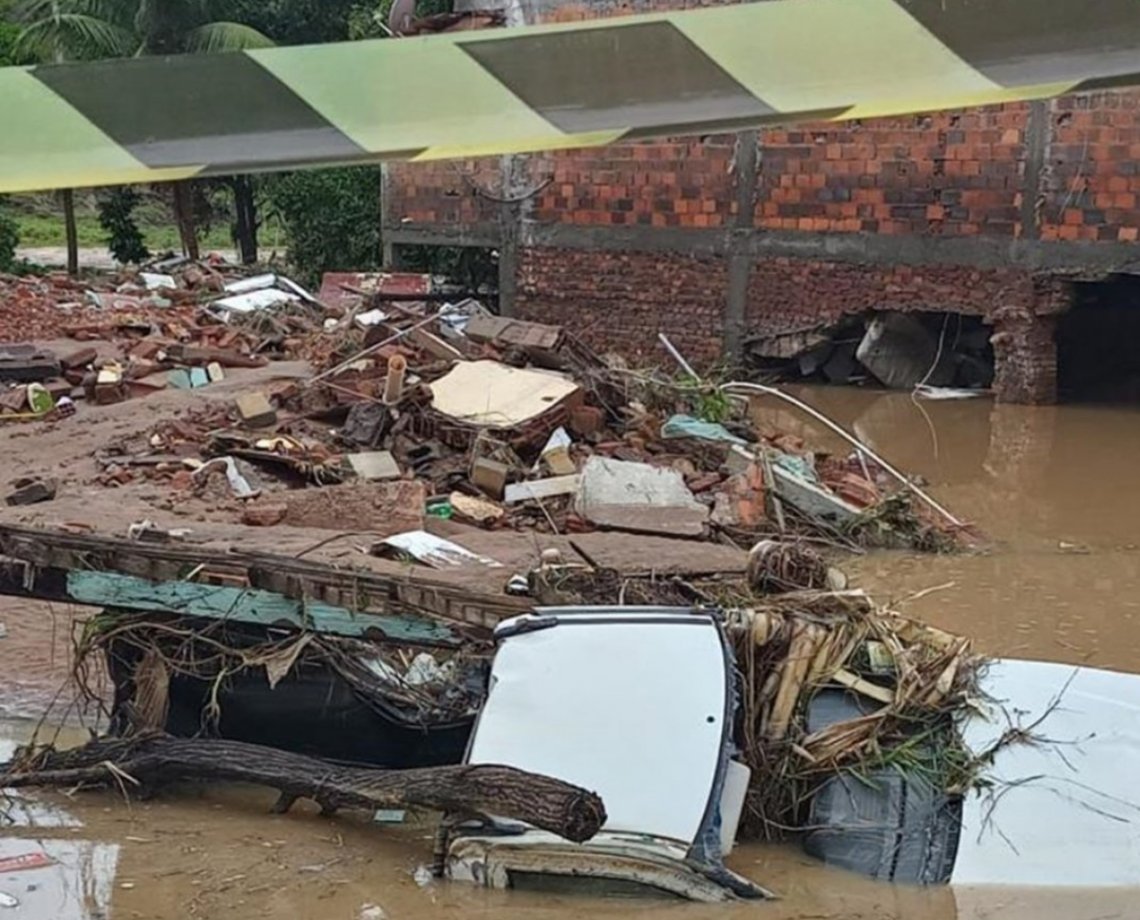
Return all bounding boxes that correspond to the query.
[235,392,277,428]
[348,450,401,481]
[471,458,510,499]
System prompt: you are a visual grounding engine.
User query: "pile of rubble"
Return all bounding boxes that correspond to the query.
[0,257,346,426]
[34,267,973,558]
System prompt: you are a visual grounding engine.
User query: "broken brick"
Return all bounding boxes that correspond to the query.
[568,405,604,437]
[242,502,288,527]
[59,347,98,372]
[6,477,58,506]
[686,471,725,493]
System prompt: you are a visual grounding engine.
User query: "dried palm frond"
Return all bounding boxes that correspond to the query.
[725,589,983,840]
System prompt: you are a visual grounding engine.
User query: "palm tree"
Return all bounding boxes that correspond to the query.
[14,0,273,262]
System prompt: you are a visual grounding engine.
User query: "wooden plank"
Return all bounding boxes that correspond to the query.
[0,524,530,634]
[830,668,894,705]
[65,570,459,644]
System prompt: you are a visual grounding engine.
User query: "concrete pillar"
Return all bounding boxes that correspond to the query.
[1020,101,1048,240]
[379,162,395,268]
[723,130,759,360]
[498,202,520,318]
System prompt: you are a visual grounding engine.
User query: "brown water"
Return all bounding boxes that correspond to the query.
[3,386,1140,919]
[751,387,1140,670]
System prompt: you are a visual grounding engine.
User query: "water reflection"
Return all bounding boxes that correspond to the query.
[1,733,82,831]
[0,840,119,920]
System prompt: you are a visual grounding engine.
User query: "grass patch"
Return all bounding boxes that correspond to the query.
[14,212,233,253]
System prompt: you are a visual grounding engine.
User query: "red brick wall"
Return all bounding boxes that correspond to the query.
[516,247,726,364]
[745,259,1039,337]
[514,246,1070,402]
[534,0,723,24]
[532,137,737,228]
[1041,92,1140,242]
[390,92,1140,240]
[757,106,1030,237]
[385,157,501,228]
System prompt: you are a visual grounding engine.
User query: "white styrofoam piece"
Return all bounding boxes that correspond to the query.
[355,308,389,327]
[468,613,727,844]
[139,272,177,290]
[380,530,503,569]
[212,288,297,315]
[224,272,277,293]
[953,659,1140,887]
[503,474,580,504]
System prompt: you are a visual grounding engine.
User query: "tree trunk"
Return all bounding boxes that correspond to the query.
[231,175,258,265]
[171,181,200,260]
[1,734,606,843]
[61,188,78,276]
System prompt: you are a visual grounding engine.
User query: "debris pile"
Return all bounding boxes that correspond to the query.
[726,591,978,840]
[747,311,995,397]
[0,259,340,424]
[66,278,971,556]
[0,265,988,902]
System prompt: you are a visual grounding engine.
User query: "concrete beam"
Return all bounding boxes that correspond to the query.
[433,221,1140,275]
[384,224,502,248]
[389,210,1140,276]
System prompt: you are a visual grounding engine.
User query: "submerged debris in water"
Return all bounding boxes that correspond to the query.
[724,591,981,841]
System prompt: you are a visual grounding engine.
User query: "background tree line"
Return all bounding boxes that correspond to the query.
[0,0,444,281]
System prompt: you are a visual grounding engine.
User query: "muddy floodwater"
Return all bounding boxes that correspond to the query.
[2,386,1140,919]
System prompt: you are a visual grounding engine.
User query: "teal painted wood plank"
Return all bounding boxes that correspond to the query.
[66,570,456,643]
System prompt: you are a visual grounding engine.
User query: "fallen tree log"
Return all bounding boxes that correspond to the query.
[1,734,606,844]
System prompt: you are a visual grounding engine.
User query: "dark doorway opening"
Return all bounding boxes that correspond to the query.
[392,243,499,311]
[1057,276,1140,403]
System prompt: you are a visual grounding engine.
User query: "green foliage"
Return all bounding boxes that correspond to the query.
[0,2,25,65]
[0,201,19,271]
[224,0,363,45]
[97,187,150,265]
[12,0,274,62]
[263,167,382,284]
[348,0,456,40]
[694,384,733,424]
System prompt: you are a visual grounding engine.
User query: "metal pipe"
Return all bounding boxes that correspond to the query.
[306,312,441,386]
[720,381,964,528]
[658,333,699,380]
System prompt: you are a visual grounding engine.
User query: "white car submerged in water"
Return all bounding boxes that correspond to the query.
[443,607,1140,900]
